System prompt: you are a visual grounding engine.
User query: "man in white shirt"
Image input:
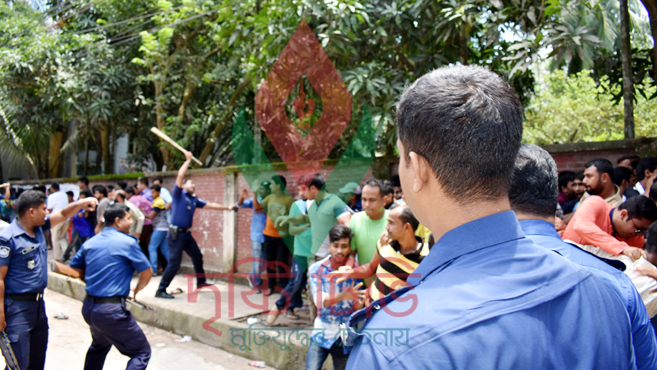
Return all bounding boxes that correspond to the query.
[632,157,657,197]
[47,182,71,261]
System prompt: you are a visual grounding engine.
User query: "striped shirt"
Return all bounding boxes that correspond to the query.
[370,236,429,302]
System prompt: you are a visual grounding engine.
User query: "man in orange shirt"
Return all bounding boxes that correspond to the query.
[562,195,657,261]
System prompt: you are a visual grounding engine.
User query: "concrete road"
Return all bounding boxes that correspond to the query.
[0,289,273,370]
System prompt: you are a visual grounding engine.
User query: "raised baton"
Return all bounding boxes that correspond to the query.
[150,127,203,166]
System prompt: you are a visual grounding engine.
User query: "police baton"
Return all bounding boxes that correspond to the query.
[0,330,20,370]
[126,297,153,311]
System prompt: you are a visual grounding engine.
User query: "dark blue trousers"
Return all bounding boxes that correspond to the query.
[159,231,206,290]
[275,257,307,311]
[4,297,48,370]
[81,298,151,370]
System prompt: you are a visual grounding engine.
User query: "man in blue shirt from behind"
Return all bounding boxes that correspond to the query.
[70,203,153,370]
[509,143,657,370]
[346,66,636,369]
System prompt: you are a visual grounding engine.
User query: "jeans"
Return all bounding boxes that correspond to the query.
[263,235,290,290]
[305,339,349,370]
[249,240,263,287]
[275,257,307,311]
[159,231,206,289]
[148,230,170,273]
[82,298,151,370]
[4,297,48,370]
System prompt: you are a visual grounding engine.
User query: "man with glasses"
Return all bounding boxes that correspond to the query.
[563,194,657,261]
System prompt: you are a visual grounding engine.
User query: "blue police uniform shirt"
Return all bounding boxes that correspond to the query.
[0,217,51,294]
[520,219,657,370]
[169,184,207,229]
[70,227,150,297]
[237,197,266,243]
[346,211,635,370]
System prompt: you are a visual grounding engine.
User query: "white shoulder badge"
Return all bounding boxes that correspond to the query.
[0,246,10,258]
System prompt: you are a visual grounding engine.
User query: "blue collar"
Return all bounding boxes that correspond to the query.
[518,219,561,238]
[407,211,525,286]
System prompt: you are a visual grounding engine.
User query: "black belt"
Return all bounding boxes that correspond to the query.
[170,225,189,233]
[6,292,44,301]
[85,295,124,304]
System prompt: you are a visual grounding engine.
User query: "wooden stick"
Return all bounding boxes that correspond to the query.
[150,127,203,166]
[50,260,83,279]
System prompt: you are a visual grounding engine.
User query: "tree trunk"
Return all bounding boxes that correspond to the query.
[640,0,657,83]
[620,0,635,138]
[154,82,170,169]
[100,127,111,174]
[198,76,251,166]
[48,132,63,178]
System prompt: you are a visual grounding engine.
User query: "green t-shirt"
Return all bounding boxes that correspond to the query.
[308,193,350,255]
[349,209,389,265]
[290,199,312,260]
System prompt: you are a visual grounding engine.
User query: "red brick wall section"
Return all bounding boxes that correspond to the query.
[551,148,636,173]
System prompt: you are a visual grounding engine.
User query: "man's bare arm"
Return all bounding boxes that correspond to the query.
[176,151,193,188]
[133,268,152,302]
[204,203,234,211]
[50,197,98,228]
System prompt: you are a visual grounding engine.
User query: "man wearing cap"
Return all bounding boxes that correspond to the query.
[0,190,97,370]
[236,180,271,293]
[155,151,236,299]
[338,182,362,212]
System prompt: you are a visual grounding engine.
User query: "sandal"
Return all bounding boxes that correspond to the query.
[284,310,300,320]
[171,287,185,295]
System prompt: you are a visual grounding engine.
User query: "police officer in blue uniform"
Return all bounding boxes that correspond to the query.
[0,190,97,370]
[155,150,235,299]
[69,203,152,370]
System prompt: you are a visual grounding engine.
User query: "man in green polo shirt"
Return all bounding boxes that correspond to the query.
[349,179,389,267]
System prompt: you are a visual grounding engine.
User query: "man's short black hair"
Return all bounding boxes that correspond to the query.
[271,175,287,190]
[329,224,354,243]
[390,175,401,188]
[558,171,575,191]
[362,179,384,198]
[574,171,584,181]
[309,174,325,190]
[104,203,130,226]
[93,185,107,197]
[66,191,74,198]
[585,159,614,179]
[508,144,558,219]
[396,65,523,204]
[117,180,127,190]
[613,167,633,187]
[107,185,114,192]
[78,176,89,186]
[125,187,136,196]
[150,184,161,192]
[382,180,394,196]
[115,191,126,201]
[50,182,60,191]
[617,154,641,169]
[650,183,657,201]
[138,177,149,186]
[17,190,47,216]
[154,177,164,184]
[80,189,92,198]
[618,196,657,222]
[637,157,657,182]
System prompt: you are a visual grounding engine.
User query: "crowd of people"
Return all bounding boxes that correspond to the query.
[4,65,657,370]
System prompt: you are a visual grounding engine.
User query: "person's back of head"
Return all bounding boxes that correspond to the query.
[508,144,558,220]
[637,157,657,182]
[125,186,136,197]
[78,176,89,187]
[613,167,633,187]
[117,180,127,190]
[396,65,523,206]
[617,154,641,170]
[80,189,92,198]
[50,182,60,192]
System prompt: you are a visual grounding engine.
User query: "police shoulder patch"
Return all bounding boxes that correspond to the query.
[0,246,10,258]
